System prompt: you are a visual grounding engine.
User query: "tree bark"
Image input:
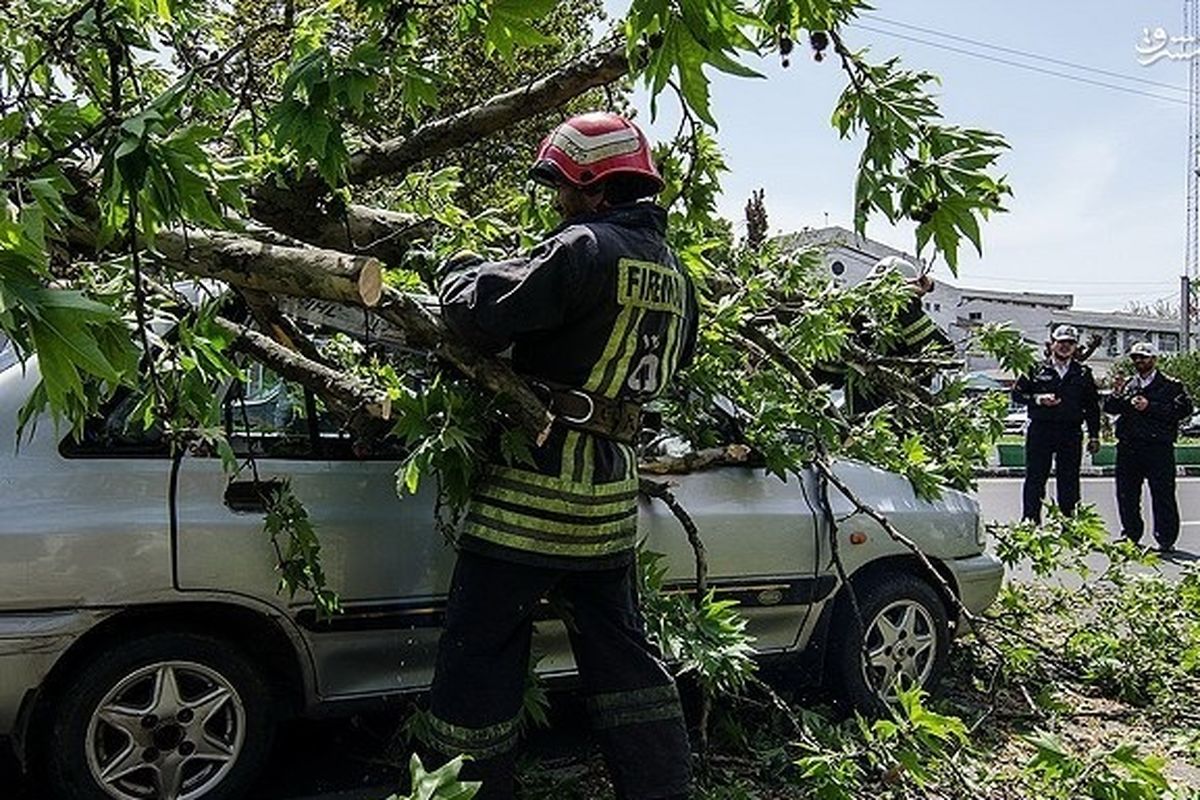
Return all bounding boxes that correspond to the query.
[238,288,332,367]
[154,233,554,443]
[155,229,383,307]
[247,190,434,267]
[346,44,630,185]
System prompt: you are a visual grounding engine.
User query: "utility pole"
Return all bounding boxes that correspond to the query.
[1186,0,1200,351]
[1184,275,1192,351]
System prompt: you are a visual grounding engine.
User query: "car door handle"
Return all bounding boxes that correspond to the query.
[223,479,286,513]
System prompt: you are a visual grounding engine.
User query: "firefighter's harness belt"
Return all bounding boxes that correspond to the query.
[532,381,642,445]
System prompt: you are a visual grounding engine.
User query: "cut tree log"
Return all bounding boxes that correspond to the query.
[155,229,383,307]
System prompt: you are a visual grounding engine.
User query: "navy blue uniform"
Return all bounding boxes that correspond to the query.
[430,203,697,800]
[1104,372,1193,548]
[1013,360,1100,522]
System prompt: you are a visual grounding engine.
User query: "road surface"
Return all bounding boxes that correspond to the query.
[975,476,1200,580]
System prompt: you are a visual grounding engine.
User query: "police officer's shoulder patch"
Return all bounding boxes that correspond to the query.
[617,258,687,317]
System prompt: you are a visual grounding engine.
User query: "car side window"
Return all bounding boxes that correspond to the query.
[223,365,406,460]
[224,365,346,459]
[61,387,167,457]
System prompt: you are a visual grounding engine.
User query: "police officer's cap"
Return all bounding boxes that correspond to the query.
[1050,324,1079,342]
[1128,341,1159,358]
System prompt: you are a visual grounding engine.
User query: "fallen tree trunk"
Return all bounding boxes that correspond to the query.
[155,229,383,307]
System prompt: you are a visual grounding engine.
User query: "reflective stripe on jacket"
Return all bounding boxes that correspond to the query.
[439,203,698,567]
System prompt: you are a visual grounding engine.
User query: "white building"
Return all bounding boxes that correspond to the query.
[780,226,1188,380]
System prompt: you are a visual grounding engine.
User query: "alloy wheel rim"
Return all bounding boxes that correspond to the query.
[860,599,938,699]
[85,660,246,800]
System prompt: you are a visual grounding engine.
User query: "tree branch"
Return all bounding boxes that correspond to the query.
[155,229,383,307]
[639,477,708,606]
[155,228,554,443]
[212,316,392,435]
[736,323,851,430]
[374,289,553,443]
[345,43,630,184]
[238,288,331,367]
[247,192,434,266]
[246,44,629,260]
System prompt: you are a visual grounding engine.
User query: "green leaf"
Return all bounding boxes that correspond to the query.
[484,0,559,62]
[385,754,480,800]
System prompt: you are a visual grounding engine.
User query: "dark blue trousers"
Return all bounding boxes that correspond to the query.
[1022,421,1084,523]
[1115,440,1180,548]
[428,550,691,800]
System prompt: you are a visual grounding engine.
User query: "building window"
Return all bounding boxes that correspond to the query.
[1161,333,1179,352]
[830,260,845,276]
[968,311,982,321]
[933,303,941,312]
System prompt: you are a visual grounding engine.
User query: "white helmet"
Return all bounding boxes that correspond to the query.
[1050,324,1079,343]
[866,256,921,282]
[1128,341,1159,358]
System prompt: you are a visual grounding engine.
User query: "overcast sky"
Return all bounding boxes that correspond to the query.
[601,1,1192,311]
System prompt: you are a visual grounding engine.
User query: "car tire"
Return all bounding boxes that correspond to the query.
[36,631,275,800]
[829,572,950,714]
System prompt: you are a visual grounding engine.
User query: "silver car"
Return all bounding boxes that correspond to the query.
[0,352,1002,800]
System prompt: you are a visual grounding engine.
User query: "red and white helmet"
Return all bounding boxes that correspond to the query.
[530,112,664,195]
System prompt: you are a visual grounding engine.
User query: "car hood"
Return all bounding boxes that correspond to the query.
[825,458,983,561]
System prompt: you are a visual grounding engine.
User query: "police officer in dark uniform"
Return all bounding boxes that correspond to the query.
[1013,324,1100,523]
[430,112,698,800]
[1104,341,1193,553]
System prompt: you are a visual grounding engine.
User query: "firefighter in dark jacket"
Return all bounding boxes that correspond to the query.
[1104,341,1193,553]
[814,256,952,415]
[431,112,698,800]
[1013,325,1100,523]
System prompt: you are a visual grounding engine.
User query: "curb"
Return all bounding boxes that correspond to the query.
[976,466,1200,478]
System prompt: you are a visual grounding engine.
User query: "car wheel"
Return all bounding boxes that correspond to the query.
[37,631,275,800]
[830,572,950,714]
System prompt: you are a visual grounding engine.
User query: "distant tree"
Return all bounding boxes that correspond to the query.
[1123,297,1179,319]
[744,187,768,250]
[1159,351,1200,409]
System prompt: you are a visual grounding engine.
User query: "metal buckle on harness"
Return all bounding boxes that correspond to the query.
[559,389,595,425]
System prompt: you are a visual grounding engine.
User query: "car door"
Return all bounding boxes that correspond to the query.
[637,465,827,654]
[174,369,457,699]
